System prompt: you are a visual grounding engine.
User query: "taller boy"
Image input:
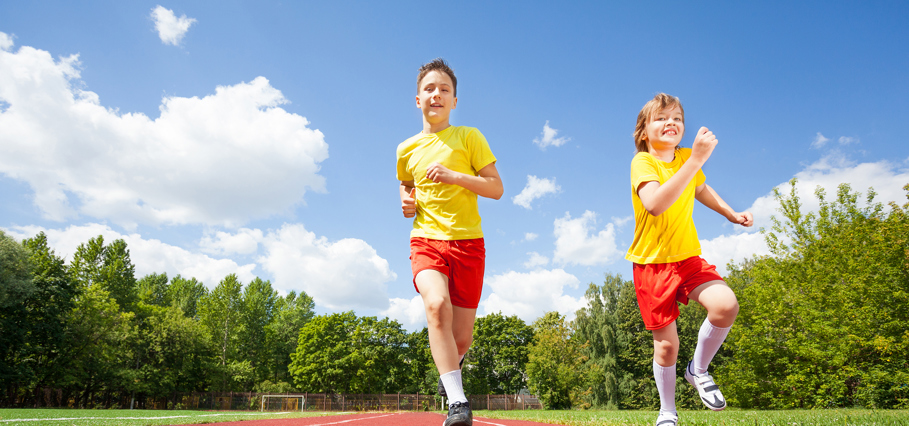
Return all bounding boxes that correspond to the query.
[396,59,503,426]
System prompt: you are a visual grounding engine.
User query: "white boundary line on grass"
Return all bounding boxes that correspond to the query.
[0,411,297,422]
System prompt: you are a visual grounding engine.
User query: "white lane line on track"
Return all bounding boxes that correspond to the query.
[303,413,400,425]
[1,412,297,422]
[474,419,509,426]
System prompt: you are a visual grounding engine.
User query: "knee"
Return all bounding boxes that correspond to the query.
[423,297,452,327]
[654,339,679,360]
[454,332,473,354]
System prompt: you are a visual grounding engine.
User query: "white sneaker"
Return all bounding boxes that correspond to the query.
[685,361,726,411]
[655,410,678,426]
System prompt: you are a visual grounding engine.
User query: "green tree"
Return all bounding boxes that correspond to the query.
[137,272,169,307]
[0,230,36,394]
[289,311,360,393]
[465,312,533,395]
[237,277,278,389]
[720,181,909,409]
[167,275,206,318]
[263,291,314,386]
[525,312,585,409]
[401,327,438,394]
[197,274,243,391]
[70,236,138,311]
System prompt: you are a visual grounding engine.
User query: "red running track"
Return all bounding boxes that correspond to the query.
[173,412,561,426]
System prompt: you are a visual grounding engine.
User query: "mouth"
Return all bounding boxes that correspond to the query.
[662,129,677,136]
[431,103,443,107]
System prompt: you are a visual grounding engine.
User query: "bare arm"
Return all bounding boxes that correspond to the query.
[426,161,504,200]
[695,183,754,227]
[637,127,717,216]
[400,180,416,218]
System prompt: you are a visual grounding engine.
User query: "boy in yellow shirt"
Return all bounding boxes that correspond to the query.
[396,59,503,426]
[626,93,753,426]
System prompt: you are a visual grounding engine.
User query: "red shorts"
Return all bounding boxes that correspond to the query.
[410,237,485,309]
[633,256,723,330]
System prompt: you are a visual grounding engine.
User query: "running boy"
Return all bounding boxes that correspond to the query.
[625,93,752,426]
[396,59,503,426]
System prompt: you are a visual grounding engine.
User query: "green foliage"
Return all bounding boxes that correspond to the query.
[0,230,37,387]
[526,312,585,409]
[167,275,206,318]
[133,304,214,396]
[70,236,138,311]
[720,181,909,409]
[197,274,243,390]
[573,274,707,410]
[264,291,315,384]
[465,312,533,395]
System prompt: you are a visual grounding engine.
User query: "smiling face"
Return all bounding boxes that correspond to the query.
[416,70,457,132]
[643,105,685,151]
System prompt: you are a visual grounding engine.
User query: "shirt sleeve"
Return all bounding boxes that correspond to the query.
[466,128,497,173]
[396,143,414,182]
[630,153,659,194]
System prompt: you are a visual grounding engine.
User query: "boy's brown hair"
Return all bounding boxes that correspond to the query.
[633,93,684,153]
[417,58,458,97]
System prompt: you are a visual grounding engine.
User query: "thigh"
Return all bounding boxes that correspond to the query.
[688,280,737,310]
[451,305,477,344]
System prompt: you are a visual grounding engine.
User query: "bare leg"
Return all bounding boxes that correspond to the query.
[652,320,680,367]
[416,269,477,374]
[688,280,738,327]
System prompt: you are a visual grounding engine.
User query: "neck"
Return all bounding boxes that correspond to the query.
[648,143,676,162]
[423,120,451,134]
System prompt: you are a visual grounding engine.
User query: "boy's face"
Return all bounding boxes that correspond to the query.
[416,70,457,125]
[643,106,684,150]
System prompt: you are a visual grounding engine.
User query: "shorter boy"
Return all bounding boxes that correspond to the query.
[396,59,503,426]
[625,94,753,426]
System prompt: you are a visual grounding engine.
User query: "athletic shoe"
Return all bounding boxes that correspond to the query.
[685,361,727,411]
[443,401,472,426]
[655,410,678,426]
[438,355,466,397]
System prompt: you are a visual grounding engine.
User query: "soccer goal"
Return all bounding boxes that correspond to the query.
[260,394,305,412]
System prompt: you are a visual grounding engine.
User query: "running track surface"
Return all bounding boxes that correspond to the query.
[173,412,560,426]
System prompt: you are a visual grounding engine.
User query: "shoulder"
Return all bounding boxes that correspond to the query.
[677,147,693,160]
[396,132,426,157]
[631,151,656,166]
[450,126,483,139]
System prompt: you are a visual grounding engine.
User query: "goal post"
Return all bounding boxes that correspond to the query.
[260,394,305,412]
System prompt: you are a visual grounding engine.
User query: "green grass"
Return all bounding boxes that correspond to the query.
[0,408,341,425]
[478,408,909,425]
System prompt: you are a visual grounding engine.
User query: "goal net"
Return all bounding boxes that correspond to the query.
[260,395,305,412]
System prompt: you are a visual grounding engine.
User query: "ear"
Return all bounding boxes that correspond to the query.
[452,96,458,110]
[416,94,421,108]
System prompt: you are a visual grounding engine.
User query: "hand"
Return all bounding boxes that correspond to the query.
[426,162,456,184]
[691,127,718,164]
[731,211,753,227]
[402,188,416,218]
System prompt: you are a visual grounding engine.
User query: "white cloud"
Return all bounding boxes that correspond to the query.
[699,153,909,275]
[0,39,328,228]
[553,211,621,266]
[611,215,633,228]
[838,136,859,145]
[523,232,538,242]
[532,121,570,150]
[381,296,427,331]
[200,228,263,256]
[256,224,396,311]
[0,32,13,51]
[513,175,560,209]
[2,224,255,288]
[811,132,830,148]
[523,252,549,269]
[151,5,197,46]
[481,269,585,324]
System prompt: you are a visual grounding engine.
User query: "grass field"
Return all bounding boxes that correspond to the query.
[0,409,333,425]
[0,408,906,426]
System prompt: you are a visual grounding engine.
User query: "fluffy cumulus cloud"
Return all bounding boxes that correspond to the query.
[811,132,830,148]
[151,5,197,46]
[699,153,909,275]
[381,296,426,331]
[532,121,570,150]
[200,228,264,256]
[255,224,396,311]
[481,269,585,324]
[513,175,560,209]
[553,211,621,266]
[523,251,549,269]
[0,35,328,229]
[2,224,256,288]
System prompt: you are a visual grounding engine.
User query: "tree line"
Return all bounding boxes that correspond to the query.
[1,181,906,410]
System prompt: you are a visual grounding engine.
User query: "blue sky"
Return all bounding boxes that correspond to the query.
[1,1,908,330]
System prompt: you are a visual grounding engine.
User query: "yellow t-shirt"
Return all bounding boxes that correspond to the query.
[625,147,706,264]
[396,126,497,240]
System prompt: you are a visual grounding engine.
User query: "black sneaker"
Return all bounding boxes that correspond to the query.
[443,401,472,426]
[438,356,466,397]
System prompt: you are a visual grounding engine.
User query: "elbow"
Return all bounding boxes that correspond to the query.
[491,185,504,200]
[643,205,665,217]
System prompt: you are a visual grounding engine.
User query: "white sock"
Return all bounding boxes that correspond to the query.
[440,370,467,405]
[653,361,676,415]
[692,319,731,375]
